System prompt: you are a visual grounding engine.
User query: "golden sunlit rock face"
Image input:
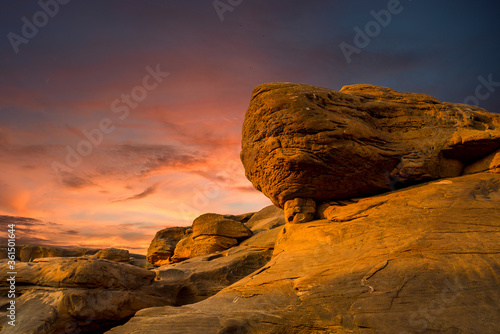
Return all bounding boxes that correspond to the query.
[106,172,500,334]
[241,83,500,208]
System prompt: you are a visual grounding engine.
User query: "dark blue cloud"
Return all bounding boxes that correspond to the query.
[0,0,498,134]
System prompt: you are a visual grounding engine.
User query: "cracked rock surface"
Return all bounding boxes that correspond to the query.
[106,172,500,333]
[241,83,500,207]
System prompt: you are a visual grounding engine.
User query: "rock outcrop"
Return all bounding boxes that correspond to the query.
[171,213,253,262]
[16,245,99,262]
[0,208,284,333]
[244,204,285,231]
[284,197,316,224]
[0,257,176,333]
[241,83,500,209]
[147,227,192,266]
[4,83,500,333]
[92,248,130,262]
[153,244,274,305]
[106,172,500,333]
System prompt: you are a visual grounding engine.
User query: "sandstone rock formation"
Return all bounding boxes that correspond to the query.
[16,245,99,262]
[8,257,154,289]
[284,197,316,224]
[0,257,176,333]
[147,226,192,266]
[192,213,253,240]
[92,248,130,262]
[241,83,500,209]
[244,204,285,231]
[153,244,274,305]
[4,83,500,333]
[0,210,283,333]
[171,213,253,262]
[463,148,500,175]
[106,172,500,333]
[170,235,195,263]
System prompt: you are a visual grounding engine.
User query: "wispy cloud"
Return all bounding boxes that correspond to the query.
[112,182,161,202]
[0,215,68,246]
[60,173,96,189]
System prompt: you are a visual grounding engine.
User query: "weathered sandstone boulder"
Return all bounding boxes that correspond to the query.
[18,244,99,262]
[171,214,253,262]
[245,204,286,231]
[170,235,195,263]
[190,235,239,257]
[92,248,130,262]
[147,226,191,266]
[106,172,500,333]
[241,83,500,208]
[192,213,252,239]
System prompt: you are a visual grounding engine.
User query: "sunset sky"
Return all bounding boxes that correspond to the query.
[1,0,499,253]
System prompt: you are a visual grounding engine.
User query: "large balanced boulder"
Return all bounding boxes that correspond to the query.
[106,172,500,333]
[241,83,500,208]
[147,227,191,266]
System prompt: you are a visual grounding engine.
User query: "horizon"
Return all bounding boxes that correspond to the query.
[1,0,499,254]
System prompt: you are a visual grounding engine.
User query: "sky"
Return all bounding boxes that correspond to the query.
[0,0,499,253]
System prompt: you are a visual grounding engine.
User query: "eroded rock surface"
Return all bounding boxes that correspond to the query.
[171,214,253,262]
[241,83,500,207]
[153,245,274,305]
[147,227,192,266]
[244,204,285,231]
[92,248,130,262]
[284,197,316,224]
[106,172,500,333]
[16,245,99,262]
[0,257,177,333]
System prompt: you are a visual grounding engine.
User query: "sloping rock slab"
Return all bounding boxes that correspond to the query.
[0,257,154,289]
[17,244,99,262]
[0,257,178,333]
[106,172,500,333]
[154,245,273,305]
